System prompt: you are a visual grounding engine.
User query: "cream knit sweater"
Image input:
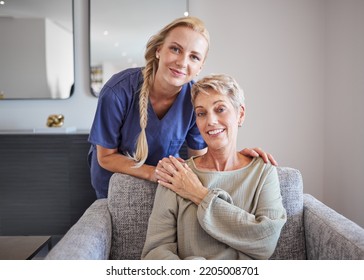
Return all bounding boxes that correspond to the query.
[141,157,287,260]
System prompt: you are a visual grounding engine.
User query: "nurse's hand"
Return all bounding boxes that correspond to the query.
[154,156,185,183]
[240,147,278,166]
[156,156,208,205]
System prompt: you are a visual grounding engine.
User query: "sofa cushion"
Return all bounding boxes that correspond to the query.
[270,167,306,259]
[108,173,157,260]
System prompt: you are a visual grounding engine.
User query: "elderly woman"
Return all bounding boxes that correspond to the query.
[141,74,287,260]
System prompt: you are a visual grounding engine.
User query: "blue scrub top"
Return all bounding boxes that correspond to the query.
[88,67,207,198]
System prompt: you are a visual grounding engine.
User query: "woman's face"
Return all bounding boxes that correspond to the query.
[194,90,244,152]
[156,26,208,90]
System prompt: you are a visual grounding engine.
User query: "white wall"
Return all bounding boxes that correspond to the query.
[190,0,364,227]
[191,0,325,200]
[0,0,363,227]
[324,0,364,227]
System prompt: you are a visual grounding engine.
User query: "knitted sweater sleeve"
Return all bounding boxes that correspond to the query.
[141,185,180,260]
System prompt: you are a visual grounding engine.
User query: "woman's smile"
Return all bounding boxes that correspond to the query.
[169,67,186,78]
[207,128,225,136]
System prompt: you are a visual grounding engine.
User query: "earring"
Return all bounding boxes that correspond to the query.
[156,54,160,59]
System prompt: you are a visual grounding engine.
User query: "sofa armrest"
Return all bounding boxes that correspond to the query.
[304,194,364,259]
[45,199,112,260]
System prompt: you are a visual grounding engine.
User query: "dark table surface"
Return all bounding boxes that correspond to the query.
[0,236,51,260]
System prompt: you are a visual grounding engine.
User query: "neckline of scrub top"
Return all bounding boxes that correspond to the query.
[147,86,187,123]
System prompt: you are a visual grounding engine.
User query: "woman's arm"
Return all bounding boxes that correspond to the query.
[97,145,208,183]
[197,167,286,259]
[96,145,156,181]
[141,186,180,260]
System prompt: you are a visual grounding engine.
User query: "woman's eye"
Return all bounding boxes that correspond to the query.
[191,55,201,62]
[217,107,226,113]
[170,46,180,53]
[196,112,206,117]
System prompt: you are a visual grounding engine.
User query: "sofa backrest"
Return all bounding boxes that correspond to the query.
[108,166,306,260]
[271,167,306,259]
[108,173,157,260]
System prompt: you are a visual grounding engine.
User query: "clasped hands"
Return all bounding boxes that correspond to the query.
[155,156,208,205]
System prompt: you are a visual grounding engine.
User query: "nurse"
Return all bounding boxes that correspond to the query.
[88,16,276,199]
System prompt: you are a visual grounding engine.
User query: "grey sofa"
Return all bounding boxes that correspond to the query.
[45,167,364,260]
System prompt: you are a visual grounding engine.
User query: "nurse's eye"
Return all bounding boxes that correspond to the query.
[170,46,181,54]
[196,111,206,117]
[190,54,201,62]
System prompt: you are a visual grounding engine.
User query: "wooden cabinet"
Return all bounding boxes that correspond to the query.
[0,133,96,237]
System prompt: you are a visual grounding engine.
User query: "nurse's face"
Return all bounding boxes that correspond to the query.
[155,26,208,90]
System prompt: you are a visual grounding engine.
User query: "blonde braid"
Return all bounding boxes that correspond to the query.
[131,66,155,167]
[129,39,158,167]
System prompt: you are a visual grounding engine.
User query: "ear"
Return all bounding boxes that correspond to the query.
[196,60,206,76]
[238,105,245,127]
[195,67,202,77]
[156,48,161,59]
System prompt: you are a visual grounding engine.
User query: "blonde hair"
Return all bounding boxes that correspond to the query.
[130,17,210,167]
[191,74,245,110]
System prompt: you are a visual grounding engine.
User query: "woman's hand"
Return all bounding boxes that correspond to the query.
[154,156,185,183]
[240,147,278,166]
[155,156,208,205]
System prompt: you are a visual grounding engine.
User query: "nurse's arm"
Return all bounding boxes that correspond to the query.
[96,145,156,182]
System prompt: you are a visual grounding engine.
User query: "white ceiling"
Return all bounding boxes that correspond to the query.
[0,0,186,69]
